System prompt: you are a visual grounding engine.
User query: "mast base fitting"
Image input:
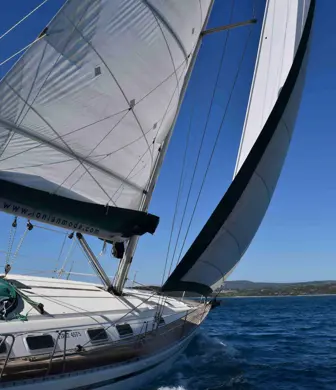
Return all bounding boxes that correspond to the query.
[107,285,123,296]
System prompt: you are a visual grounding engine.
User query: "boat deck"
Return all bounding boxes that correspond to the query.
[0,274,209,384]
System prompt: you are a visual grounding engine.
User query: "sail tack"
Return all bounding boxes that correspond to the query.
[0,0,211,239]
[162,0,315,295]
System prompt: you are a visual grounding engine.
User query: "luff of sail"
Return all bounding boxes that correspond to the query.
[0,0,212,240]
[162,0,315,296]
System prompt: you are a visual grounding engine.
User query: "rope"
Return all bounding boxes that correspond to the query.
[0,0,50,41]
[53,233,68,275]
[167,0,236,276]
[176,26,254,266]
[5,217,17,266]
[11,284,45,315]
[57,238,76,278]
[9,224,31,266]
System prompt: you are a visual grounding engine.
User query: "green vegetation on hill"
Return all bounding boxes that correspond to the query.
[132,281,336,297]
[218,282,336,297]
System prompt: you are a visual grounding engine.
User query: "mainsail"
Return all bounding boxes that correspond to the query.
[162,0,315,295]
[0,0,211,240]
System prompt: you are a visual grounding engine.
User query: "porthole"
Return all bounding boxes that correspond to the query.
[26,335,54,350]
[116,324,133,338]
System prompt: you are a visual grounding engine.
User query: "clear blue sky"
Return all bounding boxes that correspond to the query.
[0,0,334,286]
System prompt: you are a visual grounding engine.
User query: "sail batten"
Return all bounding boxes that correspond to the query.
[162,0,315,296]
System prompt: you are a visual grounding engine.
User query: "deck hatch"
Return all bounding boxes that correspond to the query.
[116,323,133,338]
[26,335,54,350]
[87,328,108,341]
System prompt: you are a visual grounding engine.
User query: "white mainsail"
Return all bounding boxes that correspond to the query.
[0,0,211,211]
[162,0,315,295]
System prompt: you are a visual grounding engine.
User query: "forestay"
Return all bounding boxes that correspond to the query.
[162,0,315,296]
[0,0,211,240]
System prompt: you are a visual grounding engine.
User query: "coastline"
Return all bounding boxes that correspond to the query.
[220,293,336,299]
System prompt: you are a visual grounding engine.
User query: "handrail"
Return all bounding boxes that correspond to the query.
[46,330,70,376]
[0,307,205,372]
[0,334,15,380]
[0,302,209,380]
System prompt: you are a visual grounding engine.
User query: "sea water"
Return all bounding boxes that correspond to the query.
[144,296,336,390]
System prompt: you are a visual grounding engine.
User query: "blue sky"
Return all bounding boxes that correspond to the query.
[0,0,334,286]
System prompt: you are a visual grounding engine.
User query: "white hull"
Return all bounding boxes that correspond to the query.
[0,275,210,389]
[4,326,197,390]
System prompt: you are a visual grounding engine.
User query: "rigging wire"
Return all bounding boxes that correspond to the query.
[0,34,46,68]
[159,104,195,288]
[176,26,254,267]
[0,0,50,42]
[9,221,33,266]
[57,237,77,278]
[166,0,236,280]
[155,104,196,319]
[155,1,236,318]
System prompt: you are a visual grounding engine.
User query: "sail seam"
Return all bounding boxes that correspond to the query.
[112,63,189,206]
[0,0,93,164]
[254,171,271,202]
[221,227,243,254]
[0,2,118,201]
[0,50,190,173]
[61,14,154,174]
[281,119,292,140]
[0,42,49,161]
[196,259,225,279]
[0,108,130,165]
[143,2,180,96]
[233,0,271,176]
[0,40,50,162]
[140,0,187,60]
[1,82,118,204]
[0,114,143,194]
[57,110,130,197]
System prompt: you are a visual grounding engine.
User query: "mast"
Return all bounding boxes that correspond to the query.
[113,1,216,295]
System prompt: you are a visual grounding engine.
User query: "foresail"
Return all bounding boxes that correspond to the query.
[234,0,311,176]
[0,0,211,239]
[162,0,315,296]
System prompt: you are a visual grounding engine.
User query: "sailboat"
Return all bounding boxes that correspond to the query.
[0,0,315,388]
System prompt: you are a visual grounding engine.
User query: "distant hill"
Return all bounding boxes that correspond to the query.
[223,280,336,290]
[131,280,336,297]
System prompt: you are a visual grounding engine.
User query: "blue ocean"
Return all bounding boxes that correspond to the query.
[147,296,336,390]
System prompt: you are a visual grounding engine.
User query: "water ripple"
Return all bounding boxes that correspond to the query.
[145,296,336,390]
